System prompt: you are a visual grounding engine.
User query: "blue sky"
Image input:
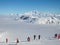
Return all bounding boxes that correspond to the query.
[0,0,60,15]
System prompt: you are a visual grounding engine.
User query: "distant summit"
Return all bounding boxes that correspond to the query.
[13,10,60,24]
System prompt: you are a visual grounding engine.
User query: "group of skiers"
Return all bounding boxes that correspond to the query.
[34,35,40,40]
[27,35,40,42]
[5,35,40,43]
[6,38,19,43]
[5,33,60,43]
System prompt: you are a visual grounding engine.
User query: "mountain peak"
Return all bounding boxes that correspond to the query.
[14,11,60,24]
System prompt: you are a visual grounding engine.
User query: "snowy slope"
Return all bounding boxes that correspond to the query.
[0,24,60,45]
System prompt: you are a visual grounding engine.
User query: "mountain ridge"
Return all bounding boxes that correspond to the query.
[14,11,60,24]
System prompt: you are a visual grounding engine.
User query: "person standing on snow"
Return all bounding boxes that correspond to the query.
[27,37,30,42]
[58,34,60,39]
[38,35,40,40]
[16,38,19,43]
[6,38,8,43]
[34,35,36,40]
[54,33,57,38]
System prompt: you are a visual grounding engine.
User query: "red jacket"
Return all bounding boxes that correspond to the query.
[58,34,60,39]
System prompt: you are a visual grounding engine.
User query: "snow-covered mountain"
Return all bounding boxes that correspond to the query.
[14,11,60,24]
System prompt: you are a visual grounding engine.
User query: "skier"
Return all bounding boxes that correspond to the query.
[6,38,8,43]
[54,33,57,38]
[34,35,36,40]
[58,34,60,39]
[16,38,19,43]
[38,35,40,40]
[27,37,30,42]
